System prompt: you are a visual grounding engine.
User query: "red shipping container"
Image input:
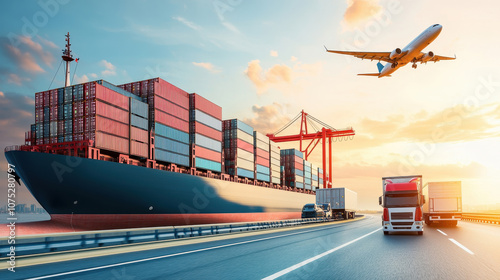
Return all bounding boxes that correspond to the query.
[73,134,84,141]
[73,117,84,134]
[156,79,189,109]
[95,131,129,154]
[130,140,149,158]
[74,101,84,117]
[194,145,222,162]
[95,101,129,124]
[50,106,58,121]
[35,92,43,108]
[189,93,222,120]
[255,147,270,160]
[95,116,129,138]
[35,108,43,123]
[58,120,65,136]
[43,91,50,107]
[256,156,270,167]
[154,109,189,133]
[50,90,58,106]
[95,83,129,111]
[237,139,253,153]
[87,82,96,99]
[191,122,222,141]
[154,96,189,121]
[131,126,149,143]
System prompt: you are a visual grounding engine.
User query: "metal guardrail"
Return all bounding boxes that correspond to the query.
[0,218,331,257]
[461,213,500,225]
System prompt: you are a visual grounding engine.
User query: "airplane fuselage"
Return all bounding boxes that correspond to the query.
[379,24,443,77]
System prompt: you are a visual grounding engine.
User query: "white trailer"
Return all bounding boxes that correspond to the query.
[316,188,357,219]
[423,181,462,226]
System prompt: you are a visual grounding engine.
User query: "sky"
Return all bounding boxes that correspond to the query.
[0,0,499,210]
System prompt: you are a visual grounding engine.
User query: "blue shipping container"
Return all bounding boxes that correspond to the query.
[131,98,148,118]
[304,184,312,190]
[294,169,304,177]
[155,148,190,167]
[155,122,189,144]
[96,80,141,101]
[195,157,222,173]
[192,133,221,152]
[256,165,270,175]
[193,110,222,131]
[236,167,254,179]
[312,174,318,181]
[131,115,148,130]
[155,135,190,155]
[256,173,270,182]
[229,119,253,136]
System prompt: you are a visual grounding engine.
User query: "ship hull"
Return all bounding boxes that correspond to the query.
[6,151,314,230]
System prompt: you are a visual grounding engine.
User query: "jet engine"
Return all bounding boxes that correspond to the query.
[421,51,435,62]
[389,48,403,60]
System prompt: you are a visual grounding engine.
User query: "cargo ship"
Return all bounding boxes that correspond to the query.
[4,34,324,230]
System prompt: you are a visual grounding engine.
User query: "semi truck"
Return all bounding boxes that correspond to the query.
[379,175,425,235]
[316,188,357,219]
[423,181,462,226]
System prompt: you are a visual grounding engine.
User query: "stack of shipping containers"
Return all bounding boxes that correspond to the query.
[119,78,191,167]
[129,98,149,158]
[254,131,270,182]
[280,149,304,189]
[303,160,312,190]
[223,119,254,179]
[318,167,324,188]
[311,164,319,190]
[269,141,281,184]
[189,93,223,172]
[32,80,149,156]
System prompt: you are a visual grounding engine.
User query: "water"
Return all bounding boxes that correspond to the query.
[0,213,51,224]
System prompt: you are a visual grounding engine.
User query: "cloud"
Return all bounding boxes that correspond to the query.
[4,44,44,73]
[290,56,298,62]
[221,21,240,33]
[270,50,278,57]
[243,103,291,134]
[342,0,382,28]
[36,35,58,49]
[90,73,98,78]
[244,60,292,94]
[192,62,219,73]
[7,73,31,86]
[100,60,116,76]
[18,36,54,66]
[0,92,34,145]
[74,74,89,84]
[172,16,201,31]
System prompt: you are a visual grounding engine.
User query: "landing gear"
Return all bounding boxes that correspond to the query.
[391,62,398,68]
[412,63,417,69]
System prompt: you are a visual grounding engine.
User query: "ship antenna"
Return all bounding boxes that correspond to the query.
[61,32,74,87]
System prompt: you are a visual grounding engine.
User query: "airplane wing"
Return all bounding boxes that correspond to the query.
[324,47,393,63]
[415,52,456,63]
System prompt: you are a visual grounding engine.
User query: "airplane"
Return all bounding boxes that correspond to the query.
[324,24,456,77]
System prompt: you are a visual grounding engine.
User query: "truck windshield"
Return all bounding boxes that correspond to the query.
[385,194,418,207]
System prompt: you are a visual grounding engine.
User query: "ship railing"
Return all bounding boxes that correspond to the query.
[4,145,22,152]
[0,217,340,257]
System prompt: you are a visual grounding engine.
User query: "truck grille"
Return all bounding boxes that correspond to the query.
[391,212,413,220]
[391,222,414,226]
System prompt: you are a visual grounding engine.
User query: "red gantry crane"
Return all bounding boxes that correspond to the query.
[267,110,355,189]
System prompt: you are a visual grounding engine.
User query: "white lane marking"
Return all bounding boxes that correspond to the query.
[437,229,447,236]
[262,228,382,280]
[449,238,474,255]
[26,222,362,280]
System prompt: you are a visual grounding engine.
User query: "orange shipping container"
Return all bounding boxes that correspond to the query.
[95,83,129,111]
[131,126,149,143]
[95,132,129,154]
[96,101,129,124]
[130,140,148,158]
[155,109,189,133]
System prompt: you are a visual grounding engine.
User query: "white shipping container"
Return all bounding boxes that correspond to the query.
[255,139,270,151]
[236,157,254,170]
[237,148,254,162]
[316,188,358,211]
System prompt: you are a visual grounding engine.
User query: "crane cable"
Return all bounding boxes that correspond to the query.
[48,60,63,90]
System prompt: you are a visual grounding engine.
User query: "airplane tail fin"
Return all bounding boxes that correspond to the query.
[377,62,384,73]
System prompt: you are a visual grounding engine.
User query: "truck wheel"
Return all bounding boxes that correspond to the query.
[384,231,388,235]
[425,217,430,225]
[418,231,423,235]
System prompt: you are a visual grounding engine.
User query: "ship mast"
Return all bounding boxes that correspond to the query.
[61,32,74,87]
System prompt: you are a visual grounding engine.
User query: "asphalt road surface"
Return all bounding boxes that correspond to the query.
[1,215,499,279]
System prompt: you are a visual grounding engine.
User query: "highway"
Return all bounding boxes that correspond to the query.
[1,215,499,280]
